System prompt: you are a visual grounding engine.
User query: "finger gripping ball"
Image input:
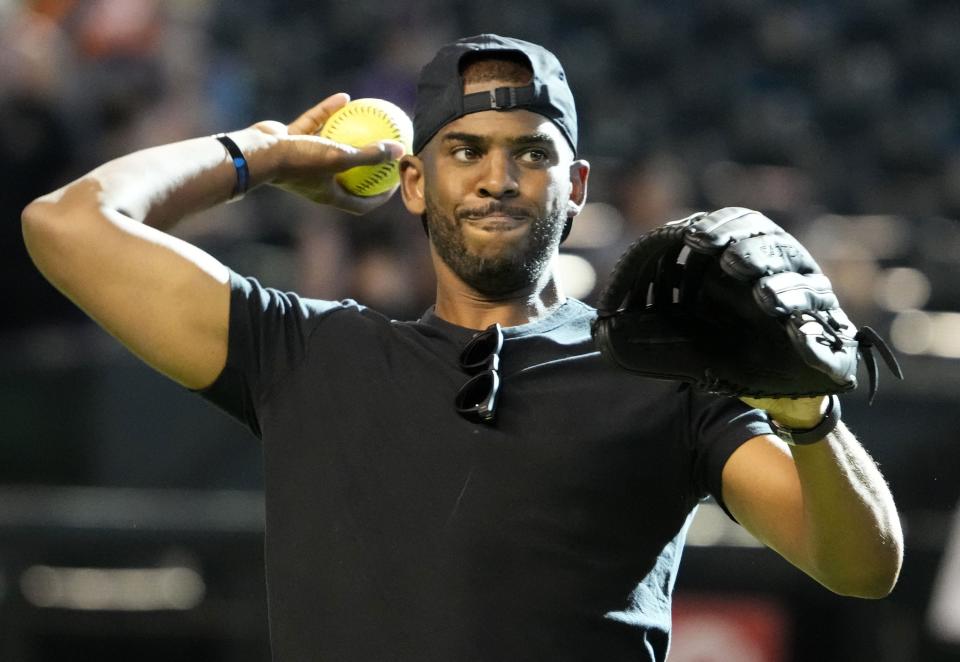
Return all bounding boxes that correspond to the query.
[318,98,413,196]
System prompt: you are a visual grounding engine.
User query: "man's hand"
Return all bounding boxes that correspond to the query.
[255,93,406,215]
[740,395,828,429]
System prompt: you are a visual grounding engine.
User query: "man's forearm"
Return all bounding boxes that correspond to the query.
[790,422,903,598]
[34,128,281,232]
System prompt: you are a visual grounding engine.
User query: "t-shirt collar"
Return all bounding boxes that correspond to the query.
[418,298,589,340]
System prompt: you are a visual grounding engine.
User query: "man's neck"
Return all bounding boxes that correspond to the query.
[431,257,566,330]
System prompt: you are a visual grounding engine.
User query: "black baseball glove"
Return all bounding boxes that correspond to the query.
[591,207,902,401]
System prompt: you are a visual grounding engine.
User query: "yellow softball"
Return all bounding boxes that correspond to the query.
[318,98,413,197]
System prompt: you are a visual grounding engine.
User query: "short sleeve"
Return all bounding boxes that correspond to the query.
[687,389,773,514]
[196,270,361,438]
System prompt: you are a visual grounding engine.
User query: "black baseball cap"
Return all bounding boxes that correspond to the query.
[413,34,578,155]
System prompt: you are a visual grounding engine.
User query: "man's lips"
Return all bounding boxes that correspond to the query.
[459,207,531,230]
[463,214,527,231]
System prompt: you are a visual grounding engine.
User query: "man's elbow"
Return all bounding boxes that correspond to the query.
[22,179,103,245]
[22,199,51,238]
[22,198,67,274]
[832,569,899,599]
[820,546,903,599]
[22,199,57,259]
[22,194,73,243]
[21,190,94,276]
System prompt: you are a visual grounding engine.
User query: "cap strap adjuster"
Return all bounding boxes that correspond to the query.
[462,84,537,113]
[491,86,516,109]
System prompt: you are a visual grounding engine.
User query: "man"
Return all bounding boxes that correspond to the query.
[23,34,901,661]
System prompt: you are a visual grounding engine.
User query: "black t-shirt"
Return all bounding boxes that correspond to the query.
[199,272,772,662]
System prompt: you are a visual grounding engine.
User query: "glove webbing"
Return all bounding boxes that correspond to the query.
[597,216,700,317]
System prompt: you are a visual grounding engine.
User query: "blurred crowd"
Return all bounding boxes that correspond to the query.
[3,0,959,347]
[3,6,959,658]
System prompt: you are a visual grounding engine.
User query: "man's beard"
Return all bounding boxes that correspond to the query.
[424,198,566,297]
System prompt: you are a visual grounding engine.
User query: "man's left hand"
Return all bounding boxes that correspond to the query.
[741,396,828,429]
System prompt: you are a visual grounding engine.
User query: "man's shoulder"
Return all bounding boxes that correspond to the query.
[229,271,365,317]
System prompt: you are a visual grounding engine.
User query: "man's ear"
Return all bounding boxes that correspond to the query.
[567,159,590,217]
[399,154,426,215]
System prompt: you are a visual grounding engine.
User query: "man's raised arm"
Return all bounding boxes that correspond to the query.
[21,93,403,389]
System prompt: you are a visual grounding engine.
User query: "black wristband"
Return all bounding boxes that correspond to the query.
[769,394,841,446]
[214,133,250,202]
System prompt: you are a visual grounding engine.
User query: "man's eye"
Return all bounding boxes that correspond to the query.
[520,149,548,163]
[452,147,480,162]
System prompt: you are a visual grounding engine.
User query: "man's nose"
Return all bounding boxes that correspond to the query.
[477,152,519,198]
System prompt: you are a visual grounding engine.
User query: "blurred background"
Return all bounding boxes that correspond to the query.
[2,0,959,660]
